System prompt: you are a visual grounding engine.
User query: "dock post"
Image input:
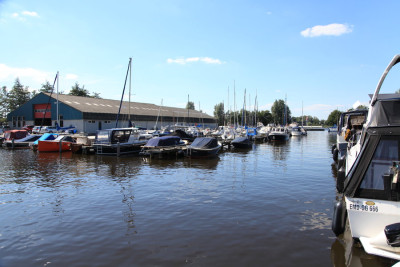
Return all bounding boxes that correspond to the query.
[59,139,62,153]
[11,138,14,149]
[117,142,120,157]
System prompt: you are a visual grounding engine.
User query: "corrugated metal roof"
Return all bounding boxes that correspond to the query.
[44,93,214,119]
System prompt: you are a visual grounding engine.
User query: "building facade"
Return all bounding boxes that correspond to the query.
[7,93,217,134]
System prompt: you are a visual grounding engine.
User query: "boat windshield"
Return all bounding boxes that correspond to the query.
[111,130,131,144]
[360,136,400,191]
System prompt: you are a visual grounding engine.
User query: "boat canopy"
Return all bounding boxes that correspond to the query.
[145,136,181,147]
[4,130,28,140]
[344,126,400,199]
[190,137,218,149]
[367,95,400,127]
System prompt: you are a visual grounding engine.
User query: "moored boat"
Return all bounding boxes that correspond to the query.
[231,136,253,149]
[93,128,147,156]
[140,136,186,158]
[3,134,41,148]
[268,126,289,141]
[331,54,400,261]
[186,137,221,157]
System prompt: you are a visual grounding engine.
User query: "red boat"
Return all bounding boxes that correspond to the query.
[37,136,74,152]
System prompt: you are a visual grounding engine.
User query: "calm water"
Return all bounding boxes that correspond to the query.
[0,131,397,266]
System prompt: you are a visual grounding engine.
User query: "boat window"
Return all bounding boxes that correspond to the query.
[96,131,110,142]
[359,137,400,191]
[111,130,131,143]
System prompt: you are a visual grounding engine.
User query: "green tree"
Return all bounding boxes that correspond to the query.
[91,92,101,99]
[213,102,225,126]
[186,101,195,110]
[40,81,54,93]
[271,99,291,125]
[257,110,273,126]
[326,110,342,126]
[0,86,9,120]
[7,78,31,112]
[69,82,90,97]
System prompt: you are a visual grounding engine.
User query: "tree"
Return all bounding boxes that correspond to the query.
[213,102,225,126]
[40,81,54,93]
[326,110,342,126]
[69,82,90,97]
[186,101,195,110]
[0,86,9,121]
[257,110,273,126]
[6,78,31,112]
[271,99,291,125]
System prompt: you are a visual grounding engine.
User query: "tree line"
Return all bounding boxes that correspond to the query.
[0,78,100,125]
[213,99,326,127]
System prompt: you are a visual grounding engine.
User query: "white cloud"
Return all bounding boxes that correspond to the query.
[21,11,39,17]
[65,74,78,80]
[167,57,223,65]
[352,100,368,109]
[0,63,51,83]
[301,23,352,38]
[9,11,39,22]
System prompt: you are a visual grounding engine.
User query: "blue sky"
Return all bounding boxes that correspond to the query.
[1,0,400,120]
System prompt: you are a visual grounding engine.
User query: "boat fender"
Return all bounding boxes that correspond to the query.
[337,155,346,170]
[331,144,336,154]
[333,148,339,162]
[332,200,347,236]
[336,167,346,193]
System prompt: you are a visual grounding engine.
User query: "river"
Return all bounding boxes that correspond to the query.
[0,131,397,266]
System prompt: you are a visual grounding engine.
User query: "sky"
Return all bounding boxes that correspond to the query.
[1,0,400,120]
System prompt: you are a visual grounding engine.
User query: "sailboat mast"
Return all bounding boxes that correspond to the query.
[129,58,132,124]
[116,58,132,128]
[56,71,59,126]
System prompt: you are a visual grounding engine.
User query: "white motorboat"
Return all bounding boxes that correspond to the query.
[268,126,289,141]
[332,55,400,261]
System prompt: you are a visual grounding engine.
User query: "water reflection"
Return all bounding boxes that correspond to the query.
[330,231,398,267]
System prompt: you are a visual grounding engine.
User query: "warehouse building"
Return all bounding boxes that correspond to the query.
[7,93,217,134]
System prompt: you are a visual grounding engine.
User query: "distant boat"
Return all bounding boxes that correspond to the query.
[1,129,29,145]
[186,137,221,157]
[328,125,338,132]
[268,126,289,141]
[290,126,303,137]
[231,136,253,149]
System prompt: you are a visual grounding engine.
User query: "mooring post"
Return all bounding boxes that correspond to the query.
[12,138,14,149]
[117,142,120,157]
[59,139,62,153]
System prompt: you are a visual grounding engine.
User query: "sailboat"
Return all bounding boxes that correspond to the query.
[93,58,147,156]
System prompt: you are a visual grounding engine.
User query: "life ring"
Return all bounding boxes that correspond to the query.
[332,200,347,236]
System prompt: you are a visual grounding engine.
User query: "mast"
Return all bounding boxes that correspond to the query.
[56,71,59,126]
[116,58,132,128]
[284,94,287,126]
[155,99,163,130]
[301,101,304,127]
[233,81,236,128]
[129,57,132,125]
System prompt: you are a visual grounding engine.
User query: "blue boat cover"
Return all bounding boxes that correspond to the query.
[190,137,218,149]
[145,136,181,146]
[32,133,58,145]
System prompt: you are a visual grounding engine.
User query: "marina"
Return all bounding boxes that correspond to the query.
[0,130,397,266]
